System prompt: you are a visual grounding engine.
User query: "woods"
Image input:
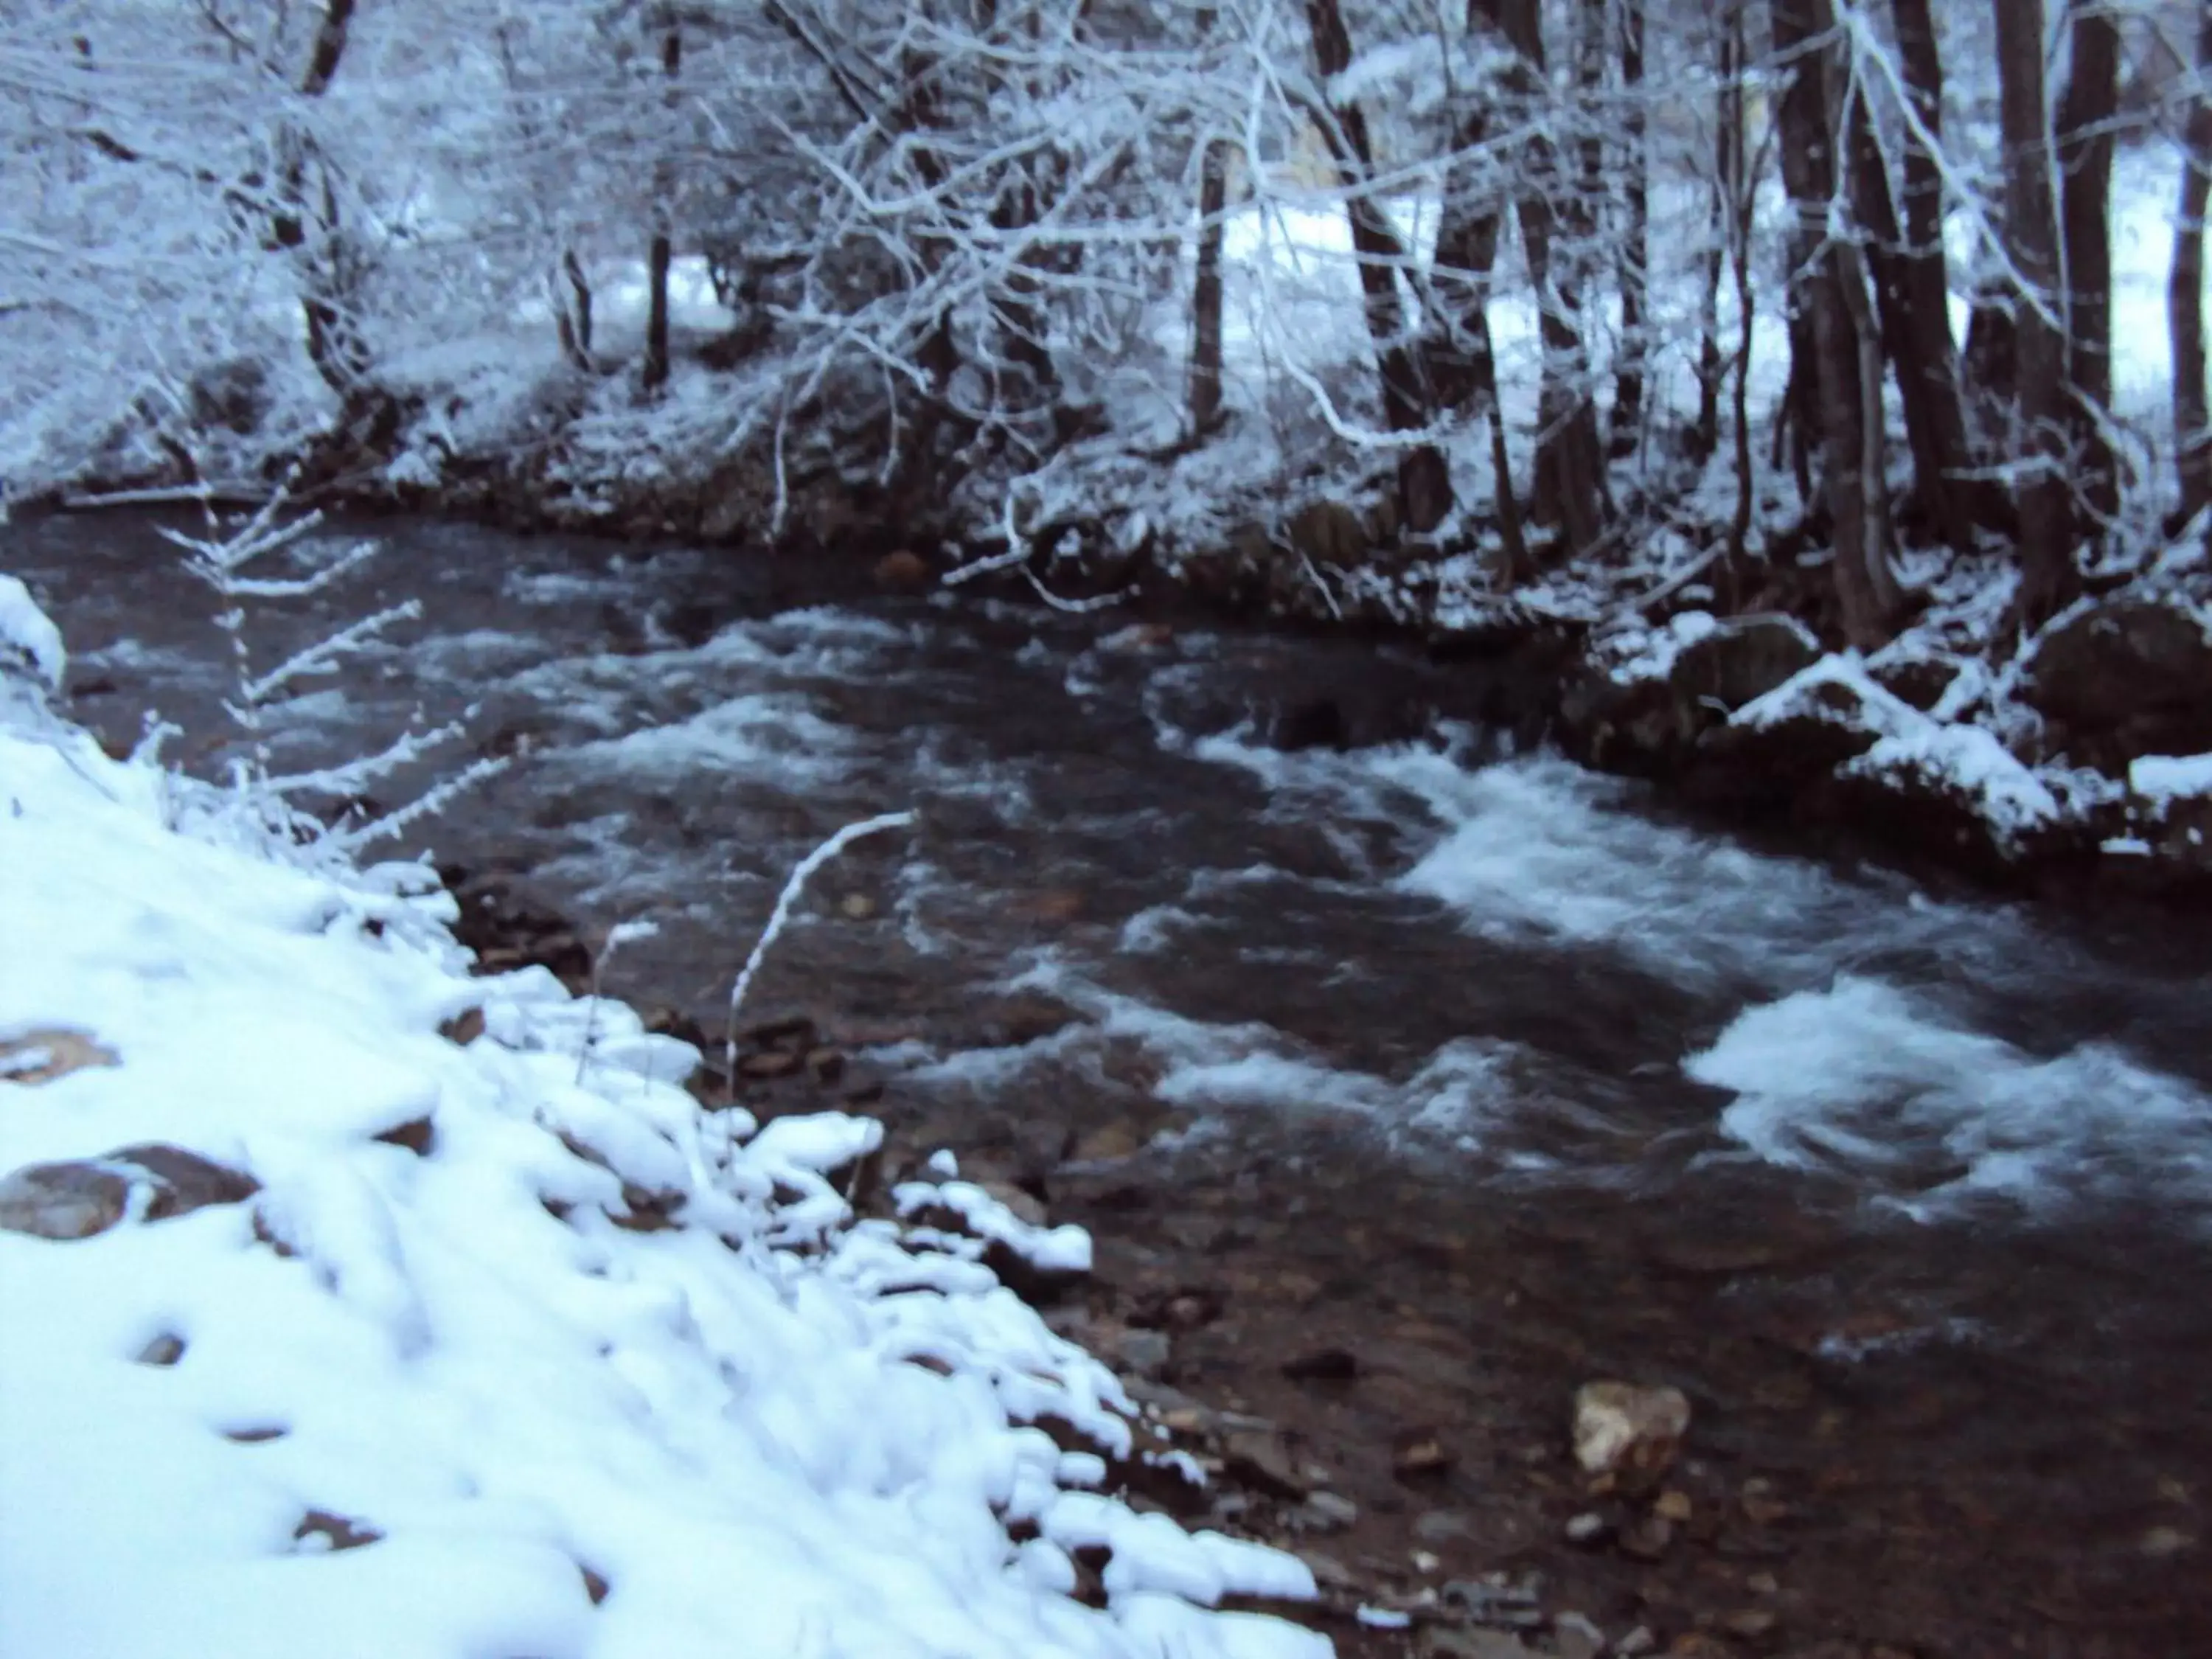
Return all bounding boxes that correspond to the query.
[3,1,2210,651]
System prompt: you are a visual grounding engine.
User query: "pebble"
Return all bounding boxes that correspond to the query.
[1563,1511,1611,1547]
[1222,1429,1308,1500]
[1552,1612,1606,1659]
[1115,1328,1172,1378]
[1572,1380,1691,1486]
[1415,1509,1476,1543]
[1300,1549,1358,1590]
[1613,1627,1658,1658]
[1617,1514,1676,1561]
[1393,1427,1455,1478]
[1722,1608,1779,1639]
[1652,1489,1693,1523]
[1301,1491,1359,1531]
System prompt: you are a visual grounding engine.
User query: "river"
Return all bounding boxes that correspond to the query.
[11,510,2212,1656]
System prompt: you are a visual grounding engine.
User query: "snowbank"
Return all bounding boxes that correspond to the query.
[0,592,1326,1659]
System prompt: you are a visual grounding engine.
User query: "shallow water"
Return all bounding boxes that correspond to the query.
[13,511,2212,1652]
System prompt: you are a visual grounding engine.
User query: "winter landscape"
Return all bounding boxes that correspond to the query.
[5,0,2212,1655]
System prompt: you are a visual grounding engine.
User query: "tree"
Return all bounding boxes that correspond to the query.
[2174,2,2212,524]
[1773,0,1899,646]
[1843,0,1988,551]
[1471,0,1606,559]
[1611,0,1649,458]
[2056,0,2122,520]
[1993,0,2080,625]
[1301,0,1452,530]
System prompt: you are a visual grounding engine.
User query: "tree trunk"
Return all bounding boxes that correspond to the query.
[271,0,368,398]
[1773,0,1898,647]
[1613,0,1649,457]
[1476,0,1605,558]
[2057,1,2121,520]
[1304,0,1451,531]
[1427,50,1527,573]
[1723,2,1758,567]
[1189,137,1230,436]
[2174,6,2212,525]
[1994,0,2078,625]
[641,24,681,394]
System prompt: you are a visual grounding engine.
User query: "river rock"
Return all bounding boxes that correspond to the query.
[1223,1429,1309,1500]
[2023,597,2212,768]
[1393,1427,1455,1478]
[874,549,932,593]
[0,1144,259,1240]
[1573,1380,1691,1484]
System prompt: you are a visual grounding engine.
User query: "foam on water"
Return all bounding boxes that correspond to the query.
[1690,976,2212,1213]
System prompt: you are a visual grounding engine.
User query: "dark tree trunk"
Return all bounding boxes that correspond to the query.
[1848,92,1977,552]
[1773,0,1898,647]
[1189,138,1230,436]
[1475,0,1605,558]
[2057,1,2121,519]
[1427,47,1527,574]
[1994,0,2078,625]
[1722,2,1758,566]
[1882,0,1997,542]
[1304,0,1451,532]
[642,24,682,394]
[2174,7,2212,525]
[1613,0,1649,456]
[565,251,594,362]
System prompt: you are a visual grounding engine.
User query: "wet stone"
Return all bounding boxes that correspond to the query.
[1222,1429,1308,1501]
[1393,1427,1454,1479]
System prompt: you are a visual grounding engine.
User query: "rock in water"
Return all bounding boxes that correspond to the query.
[1572,1380,1691,1485]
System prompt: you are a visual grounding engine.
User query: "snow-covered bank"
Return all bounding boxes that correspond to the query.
[0,595,1325,1658]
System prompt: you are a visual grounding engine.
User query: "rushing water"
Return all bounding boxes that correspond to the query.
[13,511,2212,1651]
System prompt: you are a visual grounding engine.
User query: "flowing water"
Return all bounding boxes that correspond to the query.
[12,512,2212,1655]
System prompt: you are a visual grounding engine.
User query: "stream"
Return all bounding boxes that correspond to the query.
[11,510,2212,1656]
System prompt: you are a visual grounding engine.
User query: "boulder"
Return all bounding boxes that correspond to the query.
[1566,613,1822,773]
[1284,500,1368,568]
[2023,598,2212,767]
[1672,613,1823,710]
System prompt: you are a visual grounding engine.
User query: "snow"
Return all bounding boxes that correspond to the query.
[2130,753,2212,807]
[0,573,64,689]
[1733,654,2061,849]
[0,591,1326,1659]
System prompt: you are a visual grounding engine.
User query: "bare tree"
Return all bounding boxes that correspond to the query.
[1994,0,2079,625]
[1303,0,1452,530]
[641,14,681,394]
[2174,2,2212,524]
[1611,0,1649,457]
[1773,0,1899,645]
[1472,0,1606,558]
[2056,0,2121,520]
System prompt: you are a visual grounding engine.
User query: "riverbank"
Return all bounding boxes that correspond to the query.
[24,439,2212,910]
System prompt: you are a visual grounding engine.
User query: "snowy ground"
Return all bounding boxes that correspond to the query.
[0,584,1326,1659]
